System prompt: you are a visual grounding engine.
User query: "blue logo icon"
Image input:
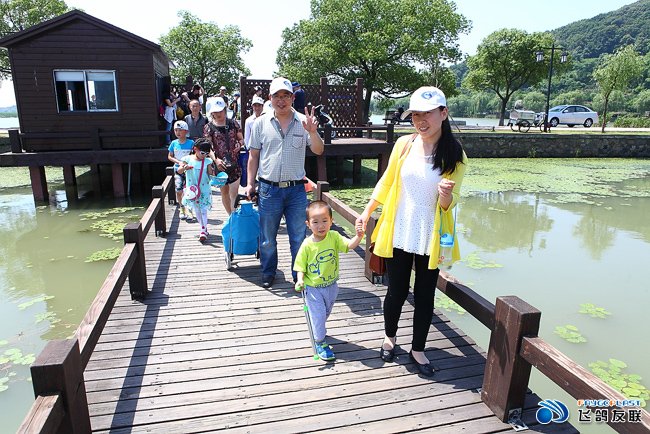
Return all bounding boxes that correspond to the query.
[536,399,570,424]
[422,91,435,100]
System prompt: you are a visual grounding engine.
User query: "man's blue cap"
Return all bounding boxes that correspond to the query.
[292,82,300,87]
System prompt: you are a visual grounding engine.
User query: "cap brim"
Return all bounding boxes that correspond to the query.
[401,104,444,119]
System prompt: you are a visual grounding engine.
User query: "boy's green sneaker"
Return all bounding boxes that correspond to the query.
[316,341,335,361]
[179,206,187,220]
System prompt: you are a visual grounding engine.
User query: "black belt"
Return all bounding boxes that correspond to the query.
[258,177,307,188]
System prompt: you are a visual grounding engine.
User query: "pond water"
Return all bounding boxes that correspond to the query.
[1,159,649,432]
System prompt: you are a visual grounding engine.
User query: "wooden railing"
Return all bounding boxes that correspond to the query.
[314,181,650,433]
[17,167,175,434]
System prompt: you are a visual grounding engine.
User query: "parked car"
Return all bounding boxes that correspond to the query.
[545,105,599,128]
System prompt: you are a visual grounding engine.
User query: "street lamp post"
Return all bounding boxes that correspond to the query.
[536,43,568,132]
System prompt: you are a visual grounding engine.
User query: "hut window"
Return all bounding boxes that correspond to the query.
[54,70,118,112]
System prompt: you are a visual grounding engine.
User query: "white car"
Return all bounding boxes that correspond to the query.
[546,105,599,128]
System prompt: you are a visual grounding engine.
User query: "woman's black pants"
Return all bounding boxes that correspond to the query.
[384,248,439,352]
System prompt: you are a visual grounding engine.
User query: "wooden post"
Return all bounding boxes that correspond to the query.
[30,339,91,433]
[316,181,329,201]
[324,124,332,145]
[336,156,345,184]
[364,215,383,284]
[377,153,389,181]
[89,165,102,198]
[320,77,328,107]
[352,155,362,184]
[123,222,148,299]
[153,185,166,236]
[63,165,78,202]
[111,163,125,198]
[166,167,176,204]
[387,123,395,144]
[29,166,48,202]
[481,296,541,423]
[9,128,21,153]
[355,78,365,126]
[316,155,327,182]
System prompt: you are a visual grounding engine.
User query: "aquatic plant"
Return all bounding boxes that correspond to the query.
[554,324,587,343]
[462,251,504,269]
[0,377,8,393]
[435,294,466,315]
[579,303,612,318]
[1,348,35,366]
[589,359,649,407]
[85,247,122,262]
[35,311,60,326]
[17,295,55,310]
[79,207,142,220]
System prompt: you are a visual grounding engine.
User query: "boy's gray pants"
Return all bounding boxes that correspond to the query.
[305,282,339,343]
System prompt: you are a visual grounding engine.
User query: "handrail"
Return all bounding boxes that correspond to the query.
[521,337,650,433]
[17,394,64,434]
[314,181,649,433]
[18,169,174,433]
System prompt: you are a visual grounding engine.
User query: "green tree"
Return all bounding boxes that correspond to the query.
[522,91,547,112]
[634,89,650,114]
[464,29,565,126]
[276,0,470,122]
[593,45,644,132]
[159,11,252,96]
[0,0,70,79]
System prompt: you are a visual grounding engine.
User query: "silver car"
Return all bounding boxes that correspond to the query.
[547,105,599,128]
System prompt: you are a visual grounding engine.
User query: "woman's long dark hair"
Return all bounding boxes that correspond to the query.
[433,112,464,175]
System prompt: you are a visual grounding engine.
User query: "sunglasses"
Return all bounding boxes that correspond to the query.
[199,151,210,156]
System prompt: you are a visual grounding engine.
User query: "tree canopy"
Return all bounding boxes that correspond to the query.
[463,29,567,125]
[593,45,644,132]
[276,0,470,121]
[0,0,70,79]
[159,11,252,97]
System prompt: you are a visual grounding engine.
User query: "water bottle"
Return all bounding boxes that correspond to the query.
[439,233,454,269]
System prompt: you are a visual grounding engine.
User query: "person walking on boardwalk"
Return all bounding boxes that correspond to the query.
[356,86,467,377]
[177,139,215,242]
[244,77,325,289]
[294,200,364,361]
[204,96,244,215]
[167,120,195,221]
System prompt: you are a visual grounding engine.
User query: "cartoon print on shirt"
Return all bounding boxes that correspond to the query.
[307,249,337,282]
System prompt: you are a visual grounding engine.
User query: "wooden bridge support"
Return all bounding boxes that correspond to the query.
[153,185,167,236]
[28,339,91,434]
[111,163,125,198]
[63,165,78,202]
[29,166,48,202]
[481,296,541,423]
[166,167,176,204]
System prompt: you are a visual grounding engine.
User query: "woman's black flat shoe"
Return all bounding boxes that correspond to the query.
[409,351,435,377]
[380,345,395,362]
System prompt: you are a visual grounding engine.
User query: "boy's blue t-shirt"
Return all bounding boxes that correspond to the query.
[168,139,195,168]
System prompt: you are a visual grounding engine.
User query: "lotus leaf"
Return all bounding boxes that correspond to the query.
[589,359,649,407]
[435,294,466,315]
[18,295,55,310]
[0,340,7,346]
[609,358,627,368]
[462,251,504,269]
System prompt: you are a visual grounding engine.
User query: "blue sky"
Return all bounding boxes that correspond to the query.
[0,0,639,107]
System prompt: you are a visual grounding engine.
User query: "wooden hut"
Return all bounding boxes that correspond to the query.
[0,10,173,200]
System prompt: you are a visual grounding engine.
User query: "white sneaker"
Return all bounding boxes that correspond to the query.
[179,206,187,220]
[186,208,195,222]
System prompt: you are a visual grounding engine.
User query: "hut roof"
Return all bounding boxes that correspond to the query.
[0,9,168,61]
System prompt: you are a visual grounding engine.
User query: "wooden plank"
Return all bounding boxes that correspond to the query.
[437,270,496,330]
[17,394,64,434]
[28,165,48,201]
[522,336,650,433]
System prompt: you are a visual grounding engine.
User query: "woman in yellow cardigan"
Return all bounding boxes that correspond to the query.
[356,86,467,377]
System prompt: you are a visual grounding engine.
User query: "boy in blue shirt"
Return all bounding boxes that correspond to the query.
[167,121,195,220]
[294,200,364,361]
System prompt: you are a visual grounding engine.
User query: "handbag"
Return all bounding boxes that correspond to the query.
[368,242,386,275]
[183,159,205,202]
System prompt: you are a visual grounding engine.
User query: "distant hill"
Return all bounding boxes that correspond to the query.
[552,0,650,59]
[0,105,17,113]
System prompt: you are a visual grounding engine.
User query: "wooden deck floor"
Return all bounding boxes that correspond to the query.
[84,191,578,433]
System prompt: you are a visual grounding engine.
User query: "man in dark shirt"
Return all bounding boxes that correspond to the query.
[292,82,306,114]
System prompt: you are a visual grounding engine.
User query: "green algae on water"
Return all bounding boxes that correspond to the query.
[589,359,649,407]
[462,251,504,269]
[554,324,587,343]
[435,293,466,315]
[17,295,54,310]
[579,303,612,318]
[85,247,122,262]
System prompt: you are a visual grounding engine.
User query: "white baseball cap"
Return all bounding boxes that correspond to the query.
[401,86,447,120]
[269,77,294,95]
[173,120,189,130]
[252,96,265,105]
[207,97,226,114]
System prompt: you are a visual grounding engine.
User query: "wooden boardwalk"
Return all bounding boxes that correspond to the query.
[83,191,577,433]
